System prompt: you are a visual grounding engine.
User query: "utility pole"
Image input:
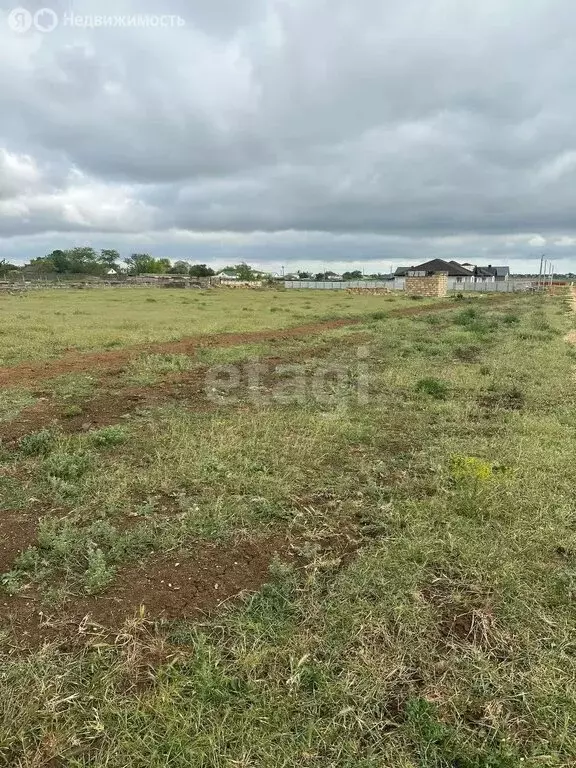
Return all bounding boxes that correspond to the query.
[538,254,544,290]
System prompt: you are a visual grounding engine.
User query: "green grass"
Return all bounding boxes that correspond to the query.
[0,287,426,365]
[0,291,575,765]
[121,353,198,385]
[0,388,36,422]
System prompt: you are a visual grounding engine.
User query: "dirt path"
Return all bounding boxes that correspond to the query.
[0,336,371,444]
[0,297,510,389]
[0,317,362,388]
[564,287,576,344]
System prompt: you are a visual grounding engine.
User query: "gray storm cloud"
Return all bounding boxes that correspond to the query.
[0,0,575,268]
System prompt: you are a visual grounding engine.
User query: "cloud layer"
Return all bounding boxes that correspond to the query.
[1,0,575,270]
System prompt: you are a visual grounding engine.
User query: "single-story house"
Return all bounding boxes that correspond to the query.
[473,267,496,283]
[477,265,510,282]
[395,259,474,283]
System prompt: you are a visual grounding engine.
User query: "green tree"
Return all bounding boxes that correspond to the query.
[28,248,105,275]
[168,261,190,275]
[47,249,70,273]
[222,263,259,280]
[189,264,215,277]
[67,247,99,274]
[342,270,363,280]
[124,254,170,275]
[99,249,121,270]
[0,259,19,277]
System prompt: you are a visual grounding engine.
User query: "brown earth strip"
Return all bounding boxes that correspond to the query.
[0,317,363,388]
[0,297,512,389]
[0,514,39,574]
[0,531,358,650]
[0,337,370,444]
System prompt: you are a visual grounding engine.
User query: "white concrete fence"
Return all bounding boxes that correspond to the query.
[284,279,537,292]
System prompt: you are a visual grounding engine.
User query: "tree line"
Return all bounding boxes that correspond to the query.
[0,250,262,279]
[0,251,391,281]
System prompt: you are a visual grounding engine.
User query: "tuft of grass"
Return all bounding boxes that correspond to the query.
[61,404,83,418]
[46,373,96,402]
[0,389,36,423]
[415,376,450,399]
[84,547,116,594]
[88,425,128,448]
[18,428,57,457]
[43,449,96,480]
[122,353,197,384]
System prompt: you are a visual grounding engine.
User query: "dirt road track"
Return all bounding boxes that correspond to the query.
[0,297,507,388]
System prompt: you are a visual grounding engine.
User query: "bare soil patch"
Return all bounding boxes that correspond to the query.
[421,575,500,650]
[0,532,358,650]
[0,513,38,574]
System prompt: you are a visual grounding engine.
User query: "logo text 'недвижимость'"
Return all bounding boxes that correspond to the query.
[7,8,186,33]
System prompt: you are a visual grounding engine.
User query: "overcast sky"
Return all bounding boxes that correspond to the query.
[1,0,575,273]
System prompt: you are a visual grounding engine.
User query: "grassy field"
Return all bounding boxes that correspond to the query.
[0,287,424,365]
[0,287,575,766]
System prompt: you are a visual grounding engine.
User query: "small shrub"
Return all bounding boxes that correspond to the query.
[84,547,116,594]
[454,308,478,326]
[62,405,83,418]
[502,313,520,325]
[415,377,449,400]
[43,449,96,480]
[89,425,128,448]
[18,429,56,456]
[371,311,387,320]
[450,455,493,482]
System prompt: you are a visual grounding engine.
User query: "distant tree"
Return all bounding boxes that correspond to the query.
[28,248,104,275]
[297,271,312,279]
[236,262,258,280]
[99,249,121,270]
[0,259,19,277]
[189,264,216,277]
[315,270,339,280]
[67,247,99,270]
[222,263,259,280]
[47,249,69,273]
[124,254,170,275]
[168,260,190,275]
[342,270,363,280]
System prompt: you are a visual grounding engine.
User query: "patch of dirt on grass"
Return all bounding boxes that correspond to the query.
[0,535,291,649]
[0,532,361,650]
[0,513,37,573]
[477,386,525,411]
[421,576,500,650]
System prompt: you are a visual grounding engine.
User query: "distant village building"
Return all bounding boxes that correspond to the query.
[395,259,511,285]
